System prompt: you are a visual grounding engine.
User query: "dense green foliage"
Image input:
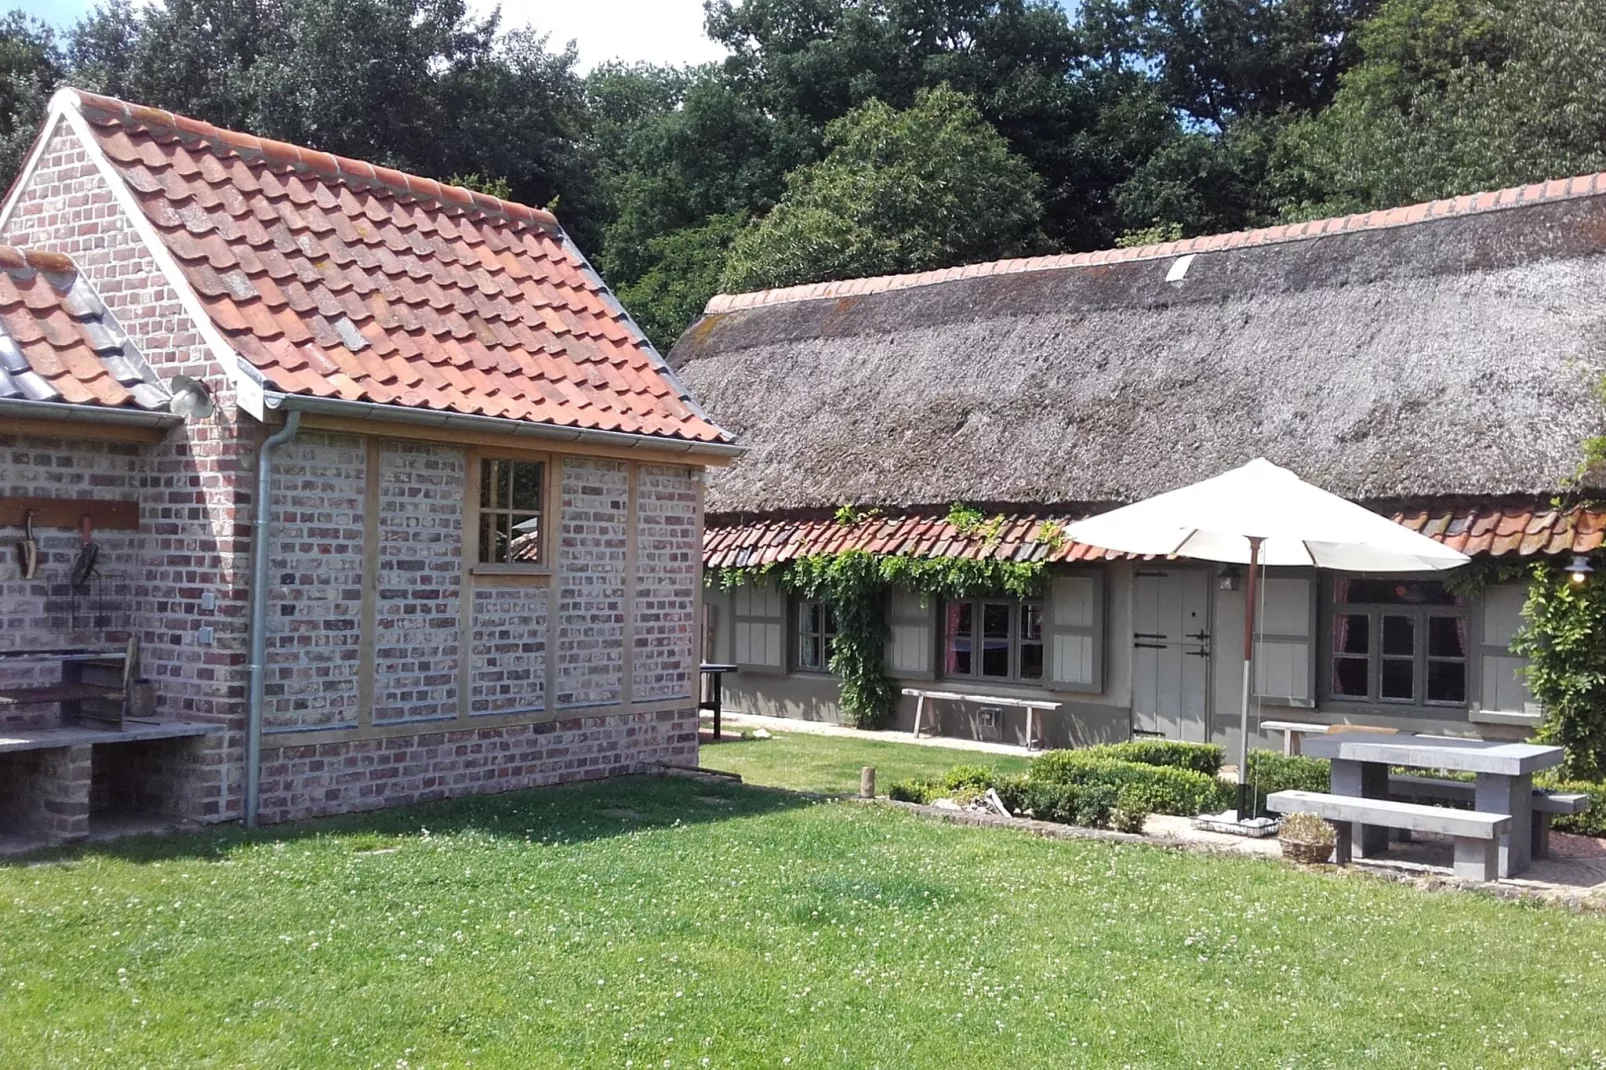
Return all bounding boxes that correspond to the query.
[6,0,1606,346]
[1030,749,1231,816]
[9,774,1606,1066]
[720,86,1047,291]
[1515,562,1606,779]
[1083,739,1225,777]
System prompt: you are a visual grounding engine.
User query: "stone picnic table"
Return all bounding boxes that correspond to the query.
[1299,732,1565,877]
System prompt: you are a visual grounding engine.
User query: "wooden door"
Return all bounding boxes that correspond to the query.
[1132,568,1210,741]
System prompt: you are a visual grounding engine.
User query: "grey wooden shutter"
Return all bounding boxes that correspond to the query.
[732,578,785,672]
[1477,583,1534,714]
[885,585,935,678]
[1048,570,1104,692]
[1252,575,1315,707]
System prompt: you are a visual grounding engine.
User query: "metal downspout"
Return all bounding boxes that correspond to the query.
[245,409,300,827]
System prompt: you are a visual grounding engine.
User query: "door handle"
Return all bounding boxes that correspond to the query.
[1185,649,1210,657]
[1186,631,1209,641]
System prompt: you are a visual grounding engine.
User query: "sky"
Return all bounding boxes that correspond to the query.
[15,1,1076,72]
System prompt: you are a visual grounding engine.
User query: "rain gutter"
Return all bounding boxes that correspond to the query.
[260,392,745,459]
[244,408,301,827]
[0,397,181,429]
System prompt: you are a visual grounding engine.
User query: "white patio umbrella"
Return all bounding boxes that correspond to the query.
[1063,458,1471,819]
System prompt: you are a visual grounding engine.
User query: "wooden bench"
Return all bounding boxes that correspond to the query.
[1267,789,1511,881]
[1387,775,1590,860]
[903,688,1060,750]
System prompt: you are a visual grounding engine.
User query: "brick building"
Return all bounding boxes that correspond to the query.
[0,89,737,846]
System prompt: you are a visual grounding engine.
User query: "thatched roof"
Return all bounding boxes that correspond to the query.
[669,175,1606,517]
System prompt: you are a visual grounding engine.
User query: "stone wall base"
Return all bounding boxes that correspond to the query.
[256,708,699,825]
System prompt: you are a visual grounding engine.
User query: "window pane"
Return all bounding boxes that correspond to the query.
[1333,614,1369,655]
[980,603,1011,677]
[1020,641,1043,681]
[1381,658,1414,701]
[823,604,837,636]
[1382,615,1414,657]
[1427,659,1467,703]
[480,458,503,509]
[1020,603,1042,642]
[1428,616,1467,658]
[509,514,541,561]
[510,461,544,511]
[944,603,973,675]
[800,602,819,636]
[479,512,511,563]
[1340,579,1463,606]
[801,635,821,671]
[1332,656,1368,697]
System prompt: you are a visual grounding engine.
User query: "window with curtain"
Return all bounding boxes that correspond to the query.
[1325,578,1468,708]
[942,598,1043,683]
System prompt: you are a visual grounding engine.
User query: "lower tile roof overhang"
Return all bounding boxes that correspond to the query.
[704,501,1606,569]
[262,391,747,459]
[0,396,182,430]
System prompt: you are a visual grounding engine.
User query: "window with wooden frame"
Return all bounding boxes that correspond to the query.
[477,457,546,565]
[1323,577,1469,709]
[941,598,1044,683]
[795,599,837,673]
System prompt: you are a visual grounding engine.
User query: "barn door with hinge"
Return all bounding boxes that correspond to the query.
[1131,568,1210,742]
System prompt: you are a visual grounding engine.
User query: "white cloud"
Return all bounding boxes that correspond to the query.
[480,0,728,72]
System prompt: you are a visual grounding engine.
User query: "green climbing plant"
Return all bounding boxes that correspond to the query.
[1514,559,1606,779]
[709,548,1047,729]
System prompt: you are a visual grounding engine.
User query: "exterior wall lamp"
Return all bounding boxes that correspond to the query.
[1568,554,1594,585]
[1218,564,1242,591]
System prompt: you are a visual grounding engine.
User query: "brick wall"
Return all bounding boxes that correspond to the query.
[3,116,251,822]
[470,586,547,715]
[374,440,463,723]
[263,432,366,732]
[255,709,697,824]
[634,464,699,702]
[556,457,628,708]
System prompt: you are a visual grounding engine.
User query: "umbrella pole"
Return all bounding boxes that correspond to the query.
[1236,536,1263,820]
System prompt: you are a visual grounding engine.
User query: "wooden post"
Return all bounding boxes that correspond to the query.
[860,766,876,799]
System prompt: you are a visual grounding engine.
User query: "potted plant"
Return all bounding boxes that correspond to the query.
[1278,812,1336,864]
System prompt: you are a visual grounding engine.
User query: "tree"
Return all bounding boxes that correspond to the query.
[1082,0,1383,127]
[616,213,746,351]
[1269,0,1606,217]
[707,0,1179,250]
[0,13,63,185]
[721,86,1047,292]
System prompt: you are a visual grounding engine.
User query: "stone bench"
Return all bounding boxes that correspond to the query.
[1267,789,1511,882]
[1387,775,1590,860]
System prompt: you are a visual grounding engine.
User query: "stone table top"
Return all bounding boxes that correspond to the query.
[1300,732,1564,776]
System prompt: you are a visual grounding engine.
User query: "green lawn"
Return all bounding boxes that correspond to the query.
[701,728,1033,793]
[4,776,1606,1068]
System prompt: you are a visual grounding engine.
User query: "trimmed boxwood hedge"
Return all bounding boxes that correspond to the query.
[1029,750,1230,816]
[1084,740,1225,777]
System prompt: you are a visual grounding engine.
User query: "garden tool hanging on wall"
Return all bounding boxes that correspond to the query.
[16,509,37,580]
[70,514,100,589]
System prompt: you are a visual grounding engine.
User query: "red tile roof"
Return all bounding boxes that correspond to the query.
[62,90,728,444]
[705,172,1606,314]
[0,245,165,410]
[705,500,1606,568]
